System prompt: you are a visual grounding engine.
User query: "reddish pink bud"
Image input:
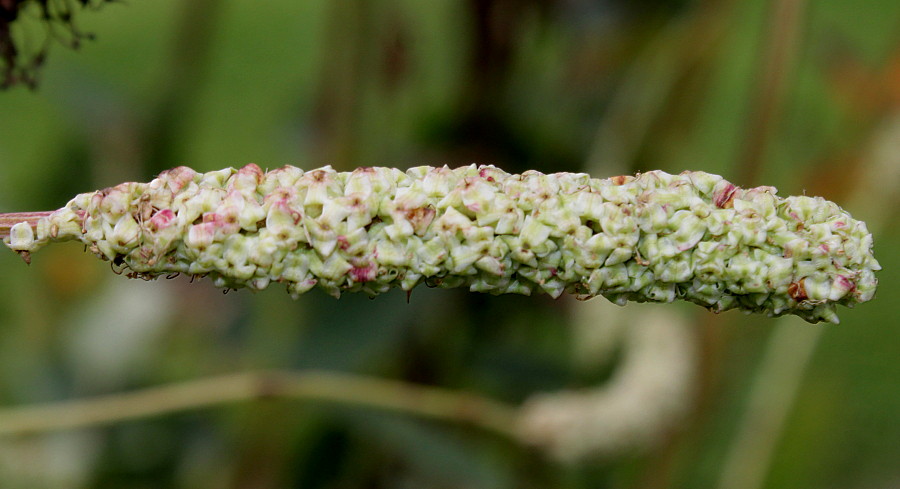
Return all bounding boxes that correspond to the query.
[713,183,738,209]
[264,186,299,206]
[159,166,197,193]
[148,209,175,231]
[349,262,377,282]
[835,275,856,293]
[239,163,263,178]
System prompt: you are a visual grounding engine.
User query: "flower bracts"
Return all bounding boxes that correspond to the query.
[5,164,879,323]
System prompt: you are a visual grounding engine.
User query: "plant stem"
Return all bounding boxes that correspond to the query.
[0,211,53,238]
[0,369,521,438]
[736,0,808,185]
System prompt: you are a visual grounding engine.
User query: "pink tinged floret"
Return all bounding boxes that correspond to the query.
[89,192,104,214]
[713,183,738,208]
[835,275,856,293]
[269,201,302,225]
[160,166,197,193]
[264,186,299,206]
[337,235,350,250]
[349,262,377,282]
[303,169,338,206]
[202,213,222,225]
[223,189,247,207]
[148,209,175,231]
[202,210,240,235]
[100,188,126,214]
[229,163,264,197]
[478,167,497,182]
[238,163,263,179]
[186,222,216,250]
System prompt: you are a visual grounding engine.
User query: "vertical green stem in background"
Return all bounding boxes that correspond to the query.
[713,1,811,487]
[735,0,808,186]
[586,2,735,174]
[144,0,223,175]
[310,1,373,171]
[716,323,822,489]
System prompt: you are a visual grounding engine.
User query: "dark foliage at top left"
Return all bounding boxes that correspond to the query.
[1,0,114,89]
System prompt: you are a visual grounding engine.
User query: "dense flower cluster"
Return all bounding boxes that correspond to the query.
[4,164,879,323]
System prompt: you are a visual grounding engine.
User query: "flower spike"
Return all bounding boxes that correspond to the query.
[3,164,880,323]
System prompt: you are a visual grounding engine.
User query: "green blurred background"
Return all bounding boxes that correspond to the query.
[0,0,898,488]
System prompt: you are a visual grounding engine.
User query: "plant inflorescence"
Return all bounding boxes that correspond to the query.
[1,164,880,323]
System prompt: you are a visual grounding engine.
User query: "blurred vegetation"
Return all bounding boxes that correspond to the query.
[0,0,898,488]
